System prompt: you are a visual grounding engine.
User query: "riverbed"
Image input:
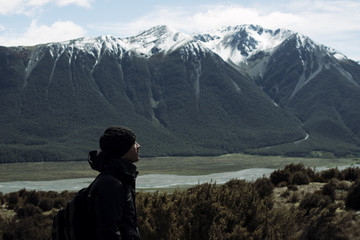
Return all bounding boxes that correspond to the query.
[0,168,276,193]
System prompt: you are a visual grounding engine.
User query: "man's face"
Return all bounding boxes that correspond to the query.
[122,141,141,163]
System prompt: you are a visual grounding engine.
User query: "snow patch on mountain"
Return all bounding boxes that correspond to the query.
[122,25,191,57]
[26,24,355,92]
[35,24,352,71]
[196,25,293,65]
[48,35,126,60]
[23,47,46,89]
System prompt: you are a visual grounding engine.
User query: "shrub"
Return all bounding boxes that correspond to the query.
[345,180,360,210]
[1,214,53,240]
[322,183,336,202]
[39,198,53,211]
[16,204,43,219]
[253,177,274,198]
[341,167,360,181]
[290,171,310,185]
[270,169,290,186]
[300,206,349,240]
[18,188,27,198]
[53,198,66,209]
[284,163,307,173]
[321,168,341,181]
[7,192,18,210]
[0,192,4,205]
[25,191,40,206]
[299,193,332,213]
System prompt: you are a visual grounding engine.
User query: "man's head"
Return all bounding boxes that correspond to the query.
[99,126,137,159]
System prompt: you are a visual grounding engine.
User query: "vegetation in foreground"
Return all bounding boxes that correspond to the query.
[1,164,360,239]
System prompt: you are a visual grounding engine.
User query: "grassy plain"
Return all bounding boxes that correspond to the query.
[0,153,360,182]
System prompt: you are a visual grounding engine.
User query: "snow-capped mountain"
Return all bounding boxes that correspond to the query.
[194,25,293,65]
[1,24,360,162]
[122,25,192,56]
[38,24,354,73]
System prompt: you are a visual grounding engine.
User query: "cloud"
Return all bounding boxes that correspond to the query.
[56,0,93,8]
[0,0,31,15]
[109,1,359,37]
[0,0,93,15]
[0,20,87,46]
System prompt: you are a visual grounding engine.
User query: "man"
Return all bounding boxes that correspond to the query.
[88,126,141,240]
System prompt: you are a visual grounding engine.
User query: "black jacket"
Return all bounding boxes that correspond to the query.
[89,158,140,240]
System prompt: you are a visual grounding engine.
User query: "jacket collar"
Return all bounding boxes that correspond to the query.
[104,157,138,185]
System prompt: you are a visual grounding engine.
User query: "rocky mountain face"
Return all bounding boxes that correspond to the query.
[0,25,359,162]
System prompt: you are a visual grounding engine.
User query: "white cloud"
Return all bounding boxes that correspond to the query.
[111,2,354,37]
[0,0,29,15]
[184,5,304,32]
[0,0,92,15]
[0,20,87,46]
[55,0,93,8]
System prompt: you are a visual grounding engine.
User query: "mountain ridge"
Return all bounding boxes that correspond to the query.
[1,24,359,162]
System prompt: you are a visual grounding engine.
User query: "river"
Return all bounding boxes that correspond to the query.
[0,165,356,194]
[0,168,276,193]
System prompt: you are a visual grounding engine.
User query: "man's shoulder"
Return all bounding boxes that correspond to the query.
[88,173,128,199]
[95,172,123,184]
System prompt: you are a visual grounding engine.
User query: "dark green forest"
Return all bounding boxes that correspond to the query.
[2,164,360,240]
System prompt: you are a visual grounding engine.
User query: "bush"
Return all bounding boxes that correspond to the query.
[345,180,360,210]
[7,192,18,210]
[53,198,66,209]
[16,204,43,219]
[322,183,336,202]
[299,193,332,213]
[284,163,307,173]
[25,191,40,206]
[300,206,349,240]
[253,177,274,198]
[270,169,290,186]
[290,171,310,185]
[0,192,4,205]
[321,168,341,181]
[1,214,53,240]
[39,198,53,211]
[270,164,314,186]
[341,167,360,181]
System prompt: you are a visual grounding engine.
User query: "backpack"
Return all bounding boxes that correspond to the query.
[52,184,96,240]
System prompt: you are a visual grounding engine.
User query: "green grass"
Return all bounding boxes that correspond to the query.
[1,154,359,182]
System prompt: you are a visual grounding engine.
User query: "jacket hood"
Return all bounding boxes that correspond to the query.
[88,150,106,172]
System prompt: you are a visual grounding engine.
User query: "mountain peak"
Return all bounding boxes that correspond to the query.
[194,24,293,65]
[134,25,176,38]
[123,25,191,57]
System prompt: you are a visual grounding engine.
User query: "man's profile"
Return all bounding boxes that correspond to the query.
[88,126,141,239]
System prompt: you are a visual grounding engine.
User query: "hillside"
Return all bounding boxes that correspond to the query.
[0,25,360,162]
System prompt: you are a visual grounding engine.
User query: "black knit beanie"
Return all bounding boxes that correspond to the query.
[99,126,136,157]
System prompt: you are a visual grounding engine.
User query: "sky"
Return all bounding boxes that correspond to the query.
[0,0,359,61]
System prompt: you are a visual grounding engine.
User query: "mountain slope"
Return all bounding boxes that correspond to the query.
[0,25,359,162]
[193,25,360,156]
